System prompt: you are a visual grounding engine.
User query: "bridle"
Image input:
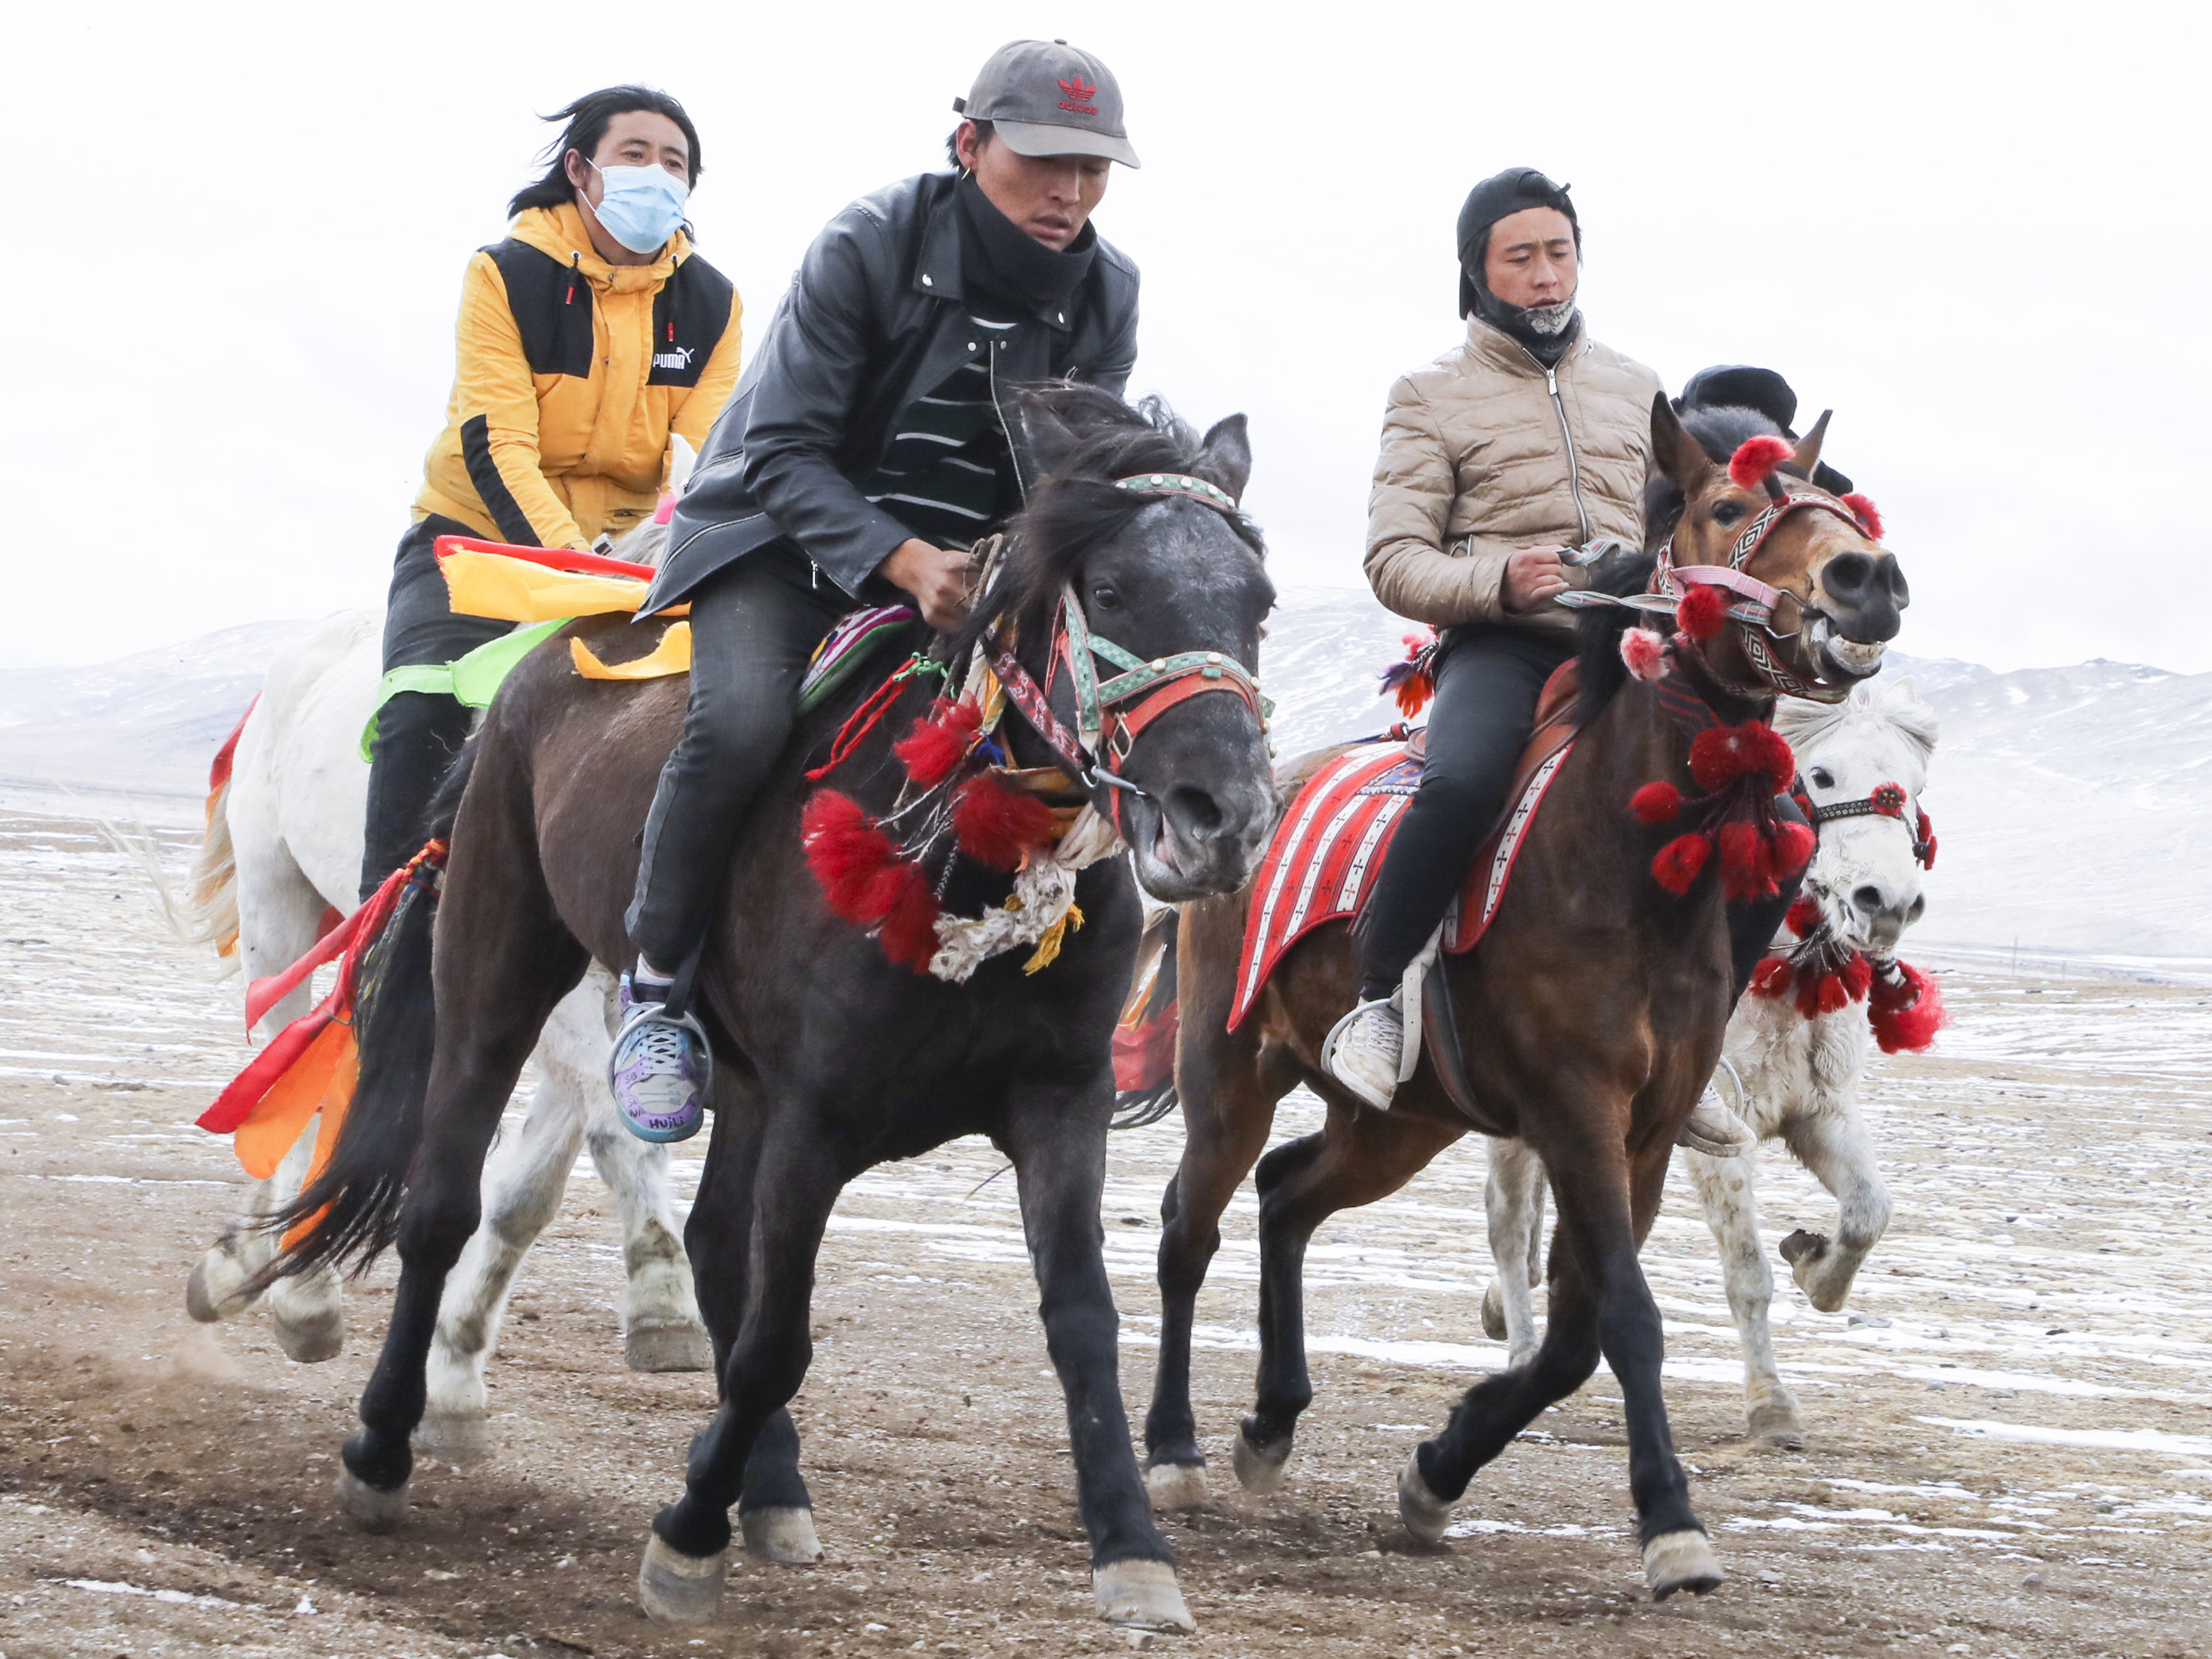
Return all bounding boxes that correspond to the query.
[1656,490,1873,700]
[1809,779,1936,869]
[982,472,1270,836]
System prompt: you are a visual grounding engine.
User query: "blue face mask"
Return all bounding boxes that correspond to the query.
[584,159,689,254]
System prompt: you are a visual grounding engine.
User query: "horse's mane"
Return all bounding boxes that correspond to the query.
[948,385,1265,660]
[1774,675,1939,761]
[1573,403,1797,725]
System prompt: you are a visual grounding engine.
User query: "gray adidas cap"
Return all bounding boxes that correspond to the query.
[954,38,1140,169]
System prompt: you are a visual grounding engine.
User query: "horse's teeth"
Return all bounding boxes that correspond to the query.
[1831,639,1886,667]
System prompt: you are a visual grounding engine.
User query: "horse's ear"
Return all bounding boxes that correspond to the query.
[1792,409,1832,481]
[1195,414,1253,502]
[1651,392,1715,495]
[1009,389,1085,487]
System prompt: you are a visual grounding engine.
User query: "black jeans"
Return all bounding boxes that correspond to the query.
[625,550,852,972]
[1359,627,1573,1000]
[359,515,509,898]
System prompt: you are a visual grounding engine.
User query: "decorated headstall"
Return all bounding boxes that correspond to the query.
[1563,435,1887,702]
[1809,779,1937,869]
[984,471,1271,835]
[802,470,1268,981]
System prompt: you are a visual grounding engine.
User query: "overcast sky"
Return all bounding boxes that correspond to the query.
[10,1,2205,672]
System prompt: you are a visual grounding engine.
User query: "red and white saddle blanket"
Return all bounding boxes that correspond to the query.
[1228,734,1575,1029]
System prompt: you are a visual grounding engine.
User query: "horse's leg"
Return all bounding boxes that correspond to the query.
[641,1112,844,1622]
[1480,1138,1545,1368]
[1408,1129,1719,1599]
[679,1082,819,1565]
[417,1059,588,1462]
[1240,1106,1461,1493]
[335,848,587,1529]
[1143,1026,1290,1509]
[1003,1080,1190,1633]
[1685,1144,1802,1449]
[1775,1101,1893,1315]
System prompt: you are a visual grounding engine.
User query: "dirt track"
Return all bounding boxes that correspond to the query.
[3,806,2209,1659]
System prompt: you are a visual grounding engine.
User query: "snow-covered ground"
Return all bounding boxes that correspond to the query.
[1,593,2198,963]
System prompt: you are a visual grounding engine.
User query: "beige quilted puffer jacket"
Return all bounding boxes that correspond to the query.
[1364,316,1663,640]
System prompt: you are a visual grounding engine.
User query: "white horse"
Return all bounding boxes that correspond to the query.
[1481,675,1938,1448]
[181,474,712,1456]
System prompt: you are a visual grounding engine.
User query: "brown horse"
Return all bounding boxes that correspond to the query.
[268,389,1278,1633]
[1141,395,1909,1599]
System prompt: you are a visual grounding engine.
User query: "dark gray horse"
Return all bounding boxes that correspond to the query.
[265,387,1278,1634]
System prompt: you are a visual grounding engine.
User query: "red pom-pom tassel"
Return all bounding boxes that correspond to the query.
[1652,832,1712,894]
[951,773,1059,871]
[1717,818,1779,901]
[873,859,944,971]
[1630,781,1683,824]
[801,790,900,921]
[1771,819,1816,878]
[1750,957,1793,999]
[1689,720,1795,795]
[1916,809,1938,869]
[1869,960,1947,1054]
[1728,434,1795,490]
[1785,894,1823,937]
[894,697,983,788]
[1840,953,1874,1003]
[1840,492,1885,540]
[1675,583,1729,641]
[1619,626,1666,681]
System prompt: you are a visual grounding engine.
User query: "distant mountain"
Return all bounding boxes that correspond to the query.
[0,619,317,798]
[0,597,2196,962]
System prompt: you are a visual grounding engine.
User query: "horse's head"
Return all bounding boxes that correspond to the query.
[973,387,1278,900]
[1651,394,1910,703]
[1775,676,1938,953]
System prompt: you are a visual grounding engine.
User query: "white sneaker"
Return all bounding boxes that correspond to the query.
[1678,1080,1753,1157]
[1322,995,1405,1111]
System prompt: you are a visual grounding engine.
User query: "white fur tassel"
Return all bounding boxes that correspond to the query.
[1620,625,1668,682]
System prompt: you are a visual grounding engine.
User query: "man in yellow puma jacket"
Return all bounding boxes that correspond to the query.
[363,85,741,897]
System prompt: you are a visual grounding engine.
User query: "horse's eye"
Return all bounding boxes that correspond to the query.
[1713,500,1746,527]
[1809,767,1834,789]
[1091,584,1121,611]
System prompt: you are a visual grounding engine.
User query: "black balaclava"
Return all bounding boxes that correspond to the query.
[1456,167,1582,368]
[955,170,1097,316]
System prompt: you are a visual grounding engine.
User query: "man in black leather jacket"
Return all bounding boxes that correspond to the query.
[608,38,1142,1141]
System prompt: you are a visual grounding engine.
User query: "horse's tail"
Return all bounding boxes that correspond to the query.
[1111,904,1182,1130]
[262,742,476,1283]
[143,698,257,964]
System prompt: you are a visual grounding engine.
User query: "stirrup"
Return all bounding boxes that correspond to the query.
[1678,1084,1752,1157]
[1321,995,1402,1112]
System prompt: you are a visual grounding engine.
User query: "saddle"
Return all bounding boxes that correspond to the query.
[1228,660,1582,1031]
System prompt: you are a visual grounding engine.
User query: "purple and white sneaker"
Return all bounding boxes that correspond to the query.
[610,976,709,1143]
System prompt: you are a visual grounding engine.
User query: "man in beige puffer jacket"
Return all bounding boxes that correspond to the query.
[1326,169,1677,1116]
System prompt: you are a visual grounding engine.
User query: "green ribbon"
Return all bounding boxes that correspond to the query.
[358,619,568,759]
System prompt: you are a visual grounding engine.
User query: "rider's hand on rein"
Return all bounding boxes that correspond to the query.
[881,538,975,633]
[1500,546,1570,613]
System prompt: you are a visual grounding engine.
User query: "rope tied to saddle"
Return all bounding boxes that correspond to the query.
[802,473,1269,980]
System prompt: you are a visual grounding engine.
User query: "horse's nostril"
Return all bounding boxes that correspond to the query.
[1851,884,1885,914]
[1885,557,1911,608]
[1822,552,1875,602]
[1907,894,1926,924]
[1165,784,1225,841]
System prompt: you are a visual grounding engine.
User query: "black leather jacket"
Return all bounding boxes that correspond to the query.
[647,171,1140,610]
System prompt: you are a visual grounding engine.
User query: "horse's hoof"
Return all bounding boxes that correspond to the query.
[625,1318,714,1374]
[1231,1430,1291,1495]
[414,1412,493,1466]
[639,1534,727,1623]
[1397,1450,1453,1545]
[1747,1399,1805,1451]
[274,1307,345,1365]
[1145,1461,1209,1510]
[1776,1228,1826,1267]
[1644,1528,1725,1600]
[1092,1559,1194,1632]
[1480,1280,1507,1341]
[333,1467,408,1533]
[184,1254,256,1324]
[740,1506,822,1565]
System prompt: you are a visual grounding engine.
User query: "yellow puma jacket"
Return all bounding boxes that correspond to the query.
[414,203,742,549]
